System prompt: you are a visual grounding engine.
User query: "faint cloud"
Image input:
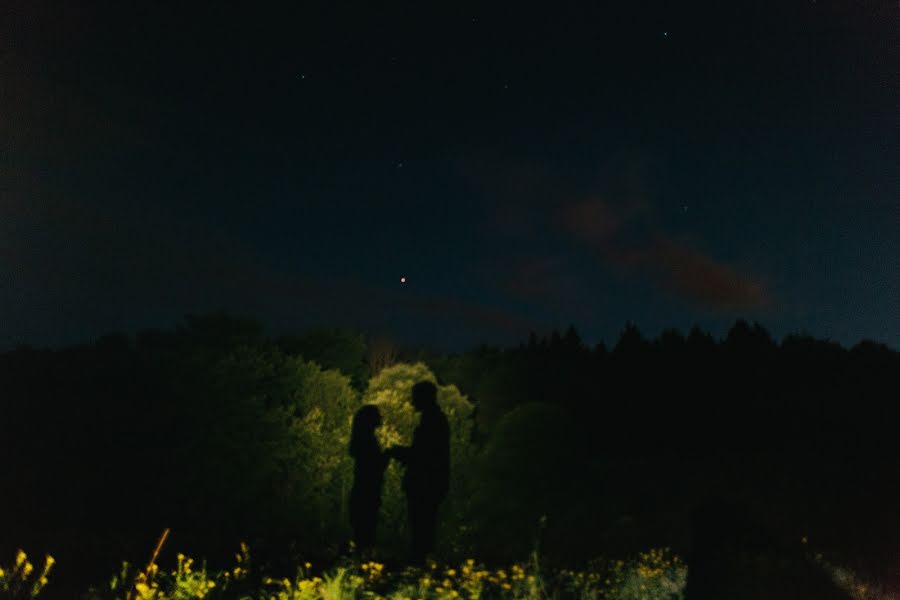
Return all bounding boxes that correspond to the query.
[557,197,770,312]
[557,197,627,243]
[464,154,771,315]
[502,256,570,302]
[631,237,769,310]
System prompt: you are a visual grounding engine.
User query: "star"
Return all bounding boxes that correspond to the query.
[400,276,407,284]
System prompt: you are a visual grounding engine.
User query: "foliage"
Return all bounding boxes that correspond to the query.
[87,550,555,600]
[557,548,686,600]
[469,404,588,559]
[15,542,900,600]
[84,543,251,600]
[362,363,477,558]
[199,346,362,546]
[3,315,900,586]
[812,552,899,600]
[277,329,370,390]
[0,550,54,599]
[260,565,367,600]
[132,339,364,549]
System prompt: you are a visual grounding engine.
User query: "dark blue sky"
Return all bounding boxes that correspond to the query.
[2,1,898,350]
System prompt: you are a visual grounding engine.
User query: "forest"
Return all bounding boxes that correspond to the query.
[2,314,898,598]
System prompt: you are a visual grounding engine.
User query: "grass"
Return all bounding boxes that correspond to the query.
[0,551,54,599]
[1,536,894,600]
[2,541,686,600]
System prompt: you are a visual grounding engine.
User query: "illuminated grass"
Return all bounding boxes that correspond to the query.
[0,550,54,599]
[59,545,689,600]
[6,542,895,600]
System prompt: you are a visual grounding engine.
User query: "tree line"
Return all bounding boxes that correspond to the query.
[1,314,897,592]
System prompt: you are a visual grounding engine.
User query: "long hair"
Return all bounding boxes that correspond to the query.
[349,404,382,458]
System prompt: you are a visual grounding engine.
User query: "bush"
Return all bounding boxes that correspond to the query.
[188,346,362,549]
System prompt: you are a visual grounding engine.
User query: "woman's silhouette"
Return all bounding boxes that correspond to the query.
[348,404,389,553]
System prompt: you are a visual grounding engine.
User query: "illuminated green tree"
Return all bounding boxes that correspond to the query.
[200,346,361,547]
[277,328,370,389]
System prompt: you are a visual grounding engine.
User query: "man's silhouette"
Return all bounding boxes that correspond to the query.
[349,405,389,553]
[389,381,450,563]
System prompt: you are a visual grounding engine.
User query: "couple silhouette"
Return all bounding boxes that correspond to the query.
[349,381,450,563]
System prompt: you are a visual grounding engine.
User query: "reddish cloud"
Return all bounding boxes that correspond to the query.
[631,238,769,310]
[557,197,624,243]
[500,257,565,301]
[557,198,770,312]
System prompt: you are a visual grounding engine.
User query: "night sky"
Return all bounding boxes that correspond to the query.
[2,1,898,350]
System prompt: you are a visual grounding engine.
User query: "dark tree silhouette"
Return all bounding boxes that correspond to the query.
[2,314,899,591]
